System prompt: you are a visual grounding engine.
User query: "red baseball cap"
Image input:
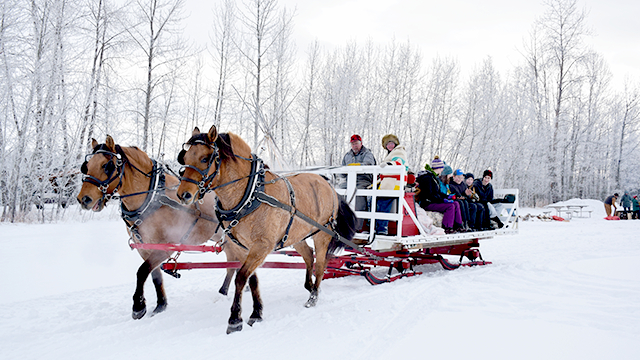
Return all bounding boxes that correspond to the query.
[350,134,362,143]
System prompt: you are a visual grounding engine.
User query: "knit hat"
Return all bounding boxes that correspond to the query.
[381,134,399,148]
[483,169,493,179]
[430,156,444,170]
[454,169,464,176]
[442,165,453,176]
[350,134,362,143]
[464,173,474,180]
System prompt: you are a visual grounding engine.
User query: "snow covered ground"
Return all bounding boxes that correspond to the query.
[1,200,638,360]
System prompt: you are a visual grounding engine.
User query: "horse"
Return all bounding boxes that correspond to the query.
[76,135,249,319]
[176,125,357,334]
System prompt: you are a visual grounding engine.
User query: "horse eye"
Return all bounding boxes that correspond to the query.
[201,156,210,164]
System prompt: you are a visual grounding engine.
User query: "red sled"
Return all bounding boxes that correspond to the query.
[552,215,565,221]
[604,216,620,220]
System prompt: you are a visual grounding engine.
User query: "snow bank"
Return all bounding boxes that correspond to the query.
[1,204,638,360]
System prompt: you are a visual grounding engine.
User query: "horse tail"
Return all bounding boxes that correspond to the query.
[327,197,357,254]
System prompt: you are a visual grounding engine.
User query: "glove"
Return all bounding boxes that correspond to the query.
[379,162,387,168]
[447,194,456,200]
[347,163,360,166]
[444,199,453,203]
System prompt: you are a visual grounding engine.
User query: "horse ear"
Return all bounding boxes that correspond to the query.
[208,125,218,143]
[105,135,115,152]
[91,138,98,149]
[192,127,200,136]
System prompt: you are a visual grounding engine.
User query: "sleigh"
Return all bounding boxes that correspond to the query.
[131,165,518,285]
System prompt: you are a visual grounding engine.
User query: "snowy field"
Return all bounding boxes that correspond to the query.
[1,200,638,360]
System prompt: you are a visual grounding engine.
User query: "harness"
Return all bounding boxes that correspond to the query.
[120,162,218,245]
[82,145,217,245]
[185,147,371,255]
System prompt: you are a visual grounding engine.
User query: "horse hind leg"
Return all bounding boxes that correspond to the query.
[150,267,168,316]
[293,241,315,293]
[305,232,332,308]
[246,273,263,326]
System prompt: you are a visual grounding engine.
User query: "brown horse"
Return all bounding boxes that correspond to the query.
[176,125,357,334]
[76,135,249,319]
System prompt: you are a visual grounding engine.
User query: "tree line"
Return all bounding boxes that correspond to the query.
[1,0,638,222]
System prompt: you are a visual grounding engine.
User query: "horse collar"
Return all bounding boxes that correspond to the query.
[215,155,264,220]
[121,160,164,228]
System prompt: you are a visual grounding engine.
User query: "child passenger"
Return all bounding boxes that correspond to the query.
[414,157,463,233]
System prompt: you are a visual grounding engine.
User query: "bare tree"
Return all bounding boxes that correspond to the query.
[124,0,186,153]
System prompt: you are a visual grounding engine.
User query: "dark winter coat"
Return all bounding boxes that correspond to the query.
[341,145,377,187]
[472,179,494,204]
[415,170,447,206]
[449,181,469,199]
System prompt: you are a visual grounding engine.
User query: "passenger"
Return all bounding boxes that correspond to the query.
[414,156,463,234]
[472,170,504,229]
[450,169,483,231]
[375,134,408,235]
[603,193,618,217]
[464,173,480,202]
[438,165,466,232]
[620,191,633,219]
[342,134,377,230]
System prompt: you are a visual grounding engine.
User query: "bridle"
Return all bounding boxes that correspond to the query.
[81,145,125,205]
[177,139,221,198]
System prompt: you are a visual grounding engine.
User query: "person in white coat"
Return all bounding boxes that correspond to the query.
[375,134,408,235]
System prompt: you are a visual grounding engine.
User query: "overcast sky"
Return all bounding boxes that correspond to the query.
[184,0,640,90]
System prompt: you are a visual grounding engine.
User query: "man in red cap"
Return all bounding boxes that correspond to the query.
[342,134,377,230]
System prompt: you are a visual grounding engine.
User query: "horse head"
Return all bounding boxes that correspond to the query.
[77,135,124,211]
[176,126,222,205]
[176,125,249,205]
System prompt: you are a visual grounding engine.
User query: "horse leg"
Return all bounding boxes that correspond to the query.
[293,241,315,292]
[219,269,236,295]
[227,245,269,334]
[150,267,168,316]
[132,261,151,319]
[246,273,263,326]
[306,233,332,308]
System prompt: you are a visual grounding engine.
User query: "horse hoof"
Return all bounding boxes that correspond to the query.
[132,307,147,320]
[218,287,228,296]
[304,293,318,308]
[226,321,243,334]
[247,317,263,326]
[150,302,167,317]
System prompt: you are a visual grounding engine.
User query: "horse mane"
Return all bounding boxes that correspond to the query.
[186,132,251,162]
[122,145,151,168]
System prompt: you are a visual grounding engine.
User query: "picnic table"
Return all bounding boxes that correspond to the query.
[566,204,591,218]
[545,204,566,216]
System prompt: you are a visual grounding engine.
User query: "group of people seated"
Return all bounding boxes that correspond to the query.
[342,133,508,235]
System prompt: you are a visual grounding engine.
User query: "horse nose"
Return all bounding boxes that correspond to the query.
[79,195,93,207]
[179,191,192,203]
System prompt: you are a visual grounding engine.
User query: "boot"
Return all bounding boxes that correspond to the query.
[491,216,504,229]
